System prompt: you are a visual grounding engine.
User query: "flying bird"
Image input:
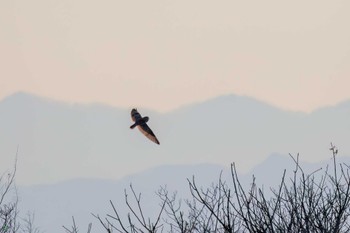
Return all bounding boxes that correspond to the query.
[130,108,160,145]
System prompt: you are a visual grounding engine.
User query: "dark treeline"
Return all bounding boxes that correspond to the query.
[2,145,350,233]
[65,144,350,233]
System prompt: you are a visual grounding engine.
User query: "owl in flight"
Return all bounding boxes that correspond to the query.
[130,108,160,145]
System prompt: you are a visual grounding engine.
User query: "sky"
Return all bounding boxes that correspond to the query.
[1,0,350,112]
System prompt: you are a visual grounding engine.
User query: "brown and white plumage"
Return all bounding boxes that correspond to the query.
[130,108,160,145]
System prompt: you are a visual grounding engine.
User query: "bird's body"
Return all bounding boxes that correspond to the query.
[130,108,160,145]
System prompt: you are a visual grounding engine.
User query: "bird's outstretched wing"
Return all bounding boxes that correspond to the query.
[137,123,160,145]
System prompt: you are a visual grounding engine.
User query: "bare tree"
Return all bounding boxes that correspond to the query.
[20,212,41,233]
[157,187,203,233]
[186,174,243,233]
[0,154,19,233]
[63,217,92,233]
[86,144,350,233]
[228,143,350,232]
[94,184,166,233]
[0,149,43,233]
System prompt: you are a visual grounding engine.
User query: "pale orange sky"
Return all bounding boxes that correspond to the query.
[1,0,350,112]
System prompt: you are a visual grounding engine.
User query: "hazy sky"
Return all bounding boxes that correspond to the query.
[1,0,350,112]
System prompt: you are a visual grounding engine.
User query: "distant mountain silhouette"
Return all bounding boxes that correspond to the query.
[0,92,349,185]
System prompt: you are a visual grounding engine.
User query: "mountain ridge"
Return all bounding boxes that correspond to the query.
[3,91,350,114]
[1,91,349,185]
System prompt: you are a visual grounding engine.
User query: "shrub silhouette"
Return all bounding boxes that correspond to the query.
[0,151,41,233]
[84,144,350,233]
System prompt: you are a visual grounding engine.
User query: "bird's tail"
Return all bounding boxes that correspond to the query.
[130,123,137,129]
